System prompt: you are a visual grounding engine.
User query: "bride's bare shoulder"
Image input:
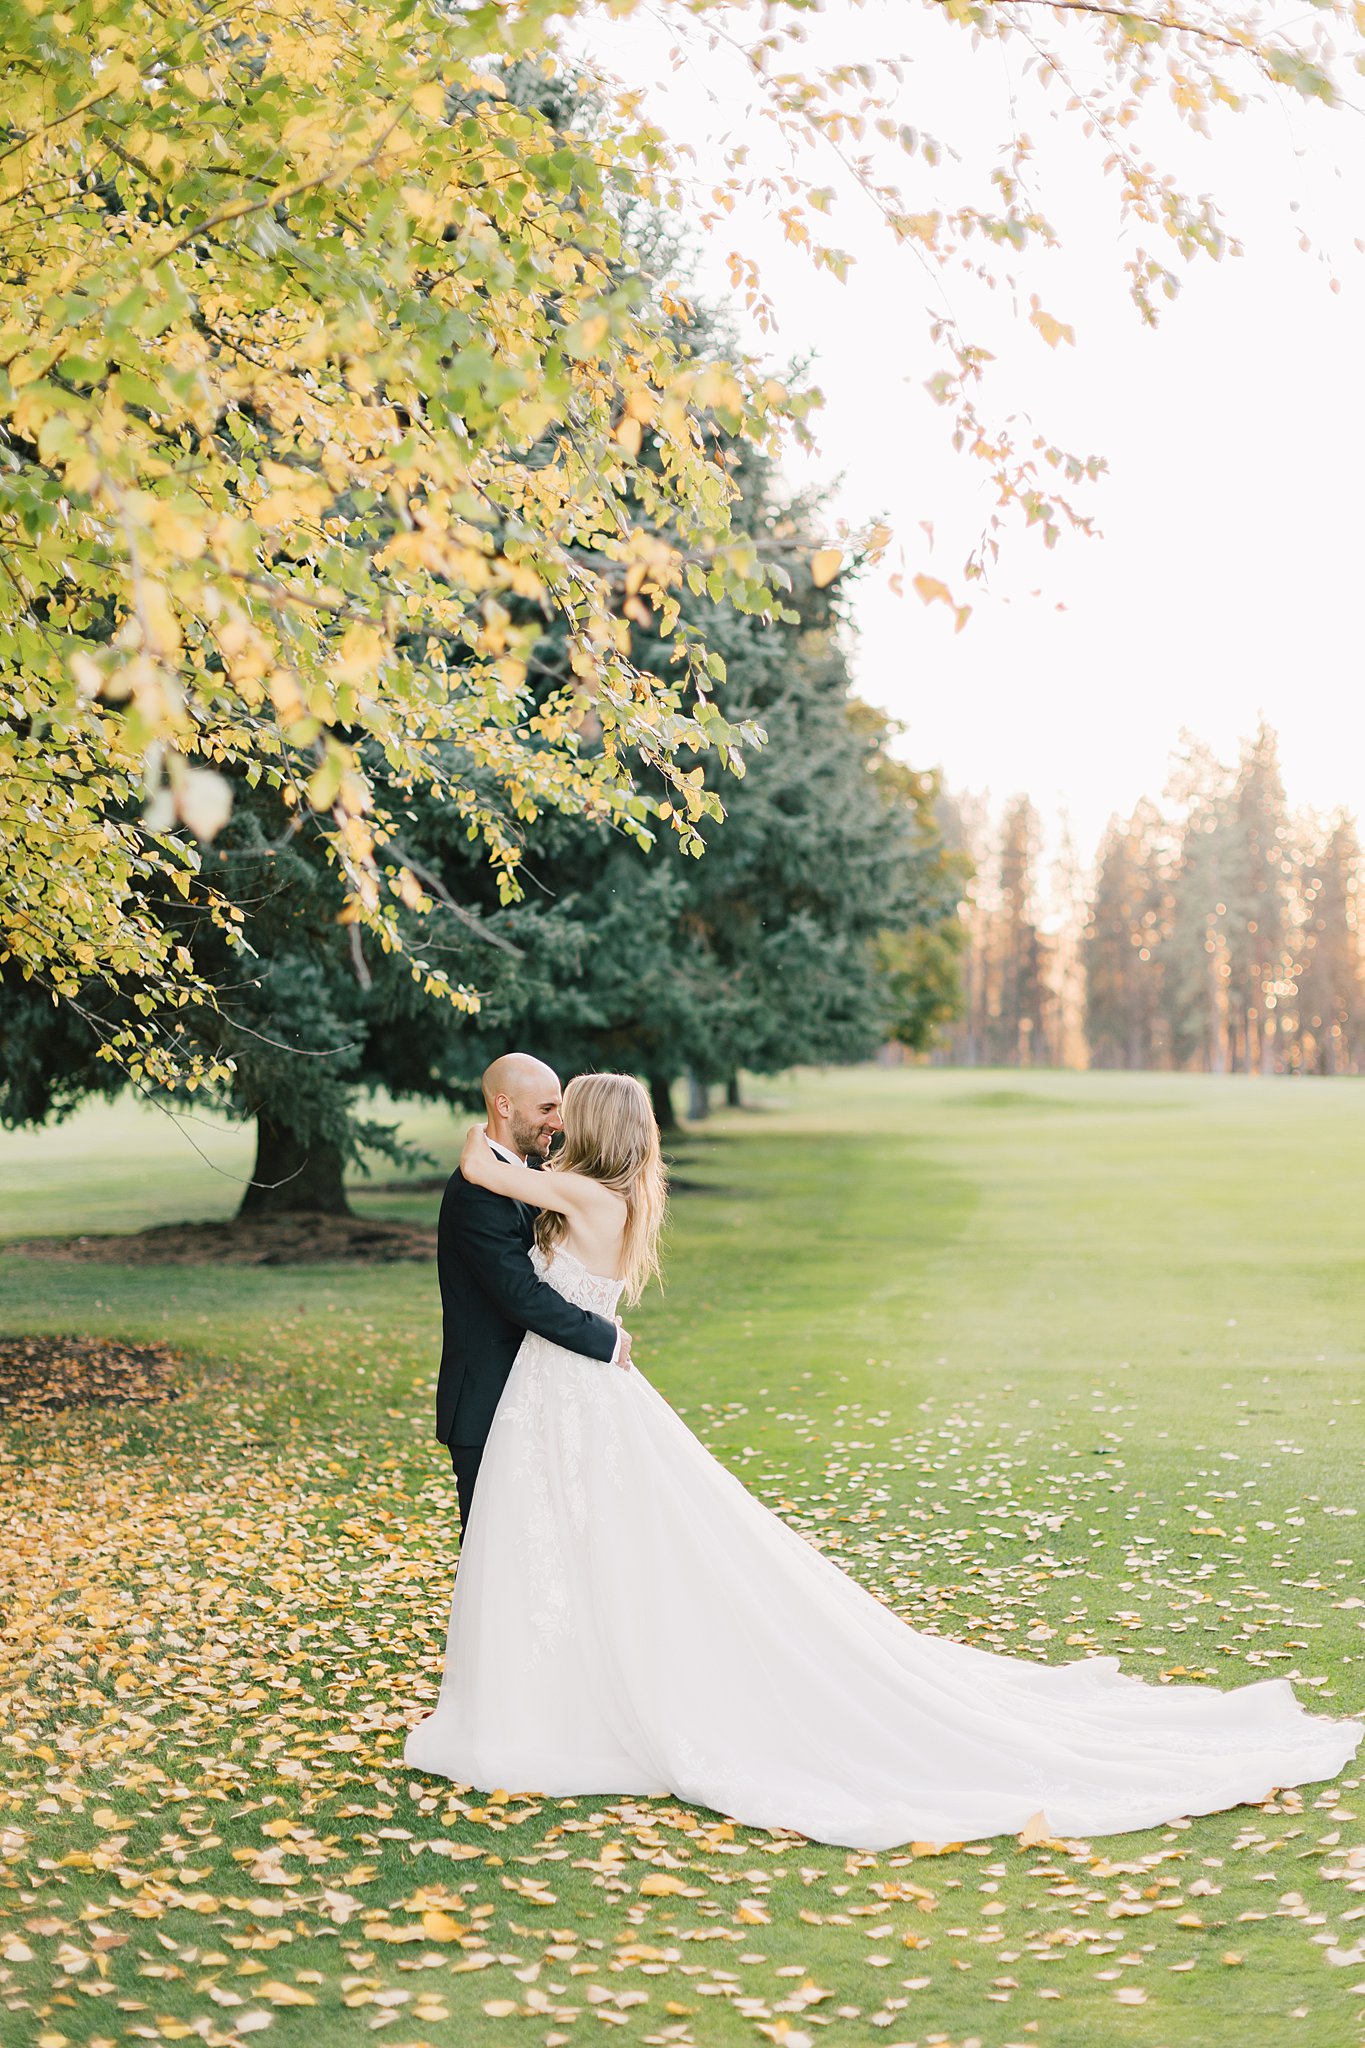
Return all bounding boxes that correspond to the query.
[573,1179,630,1220]
[545,1167,627,1220]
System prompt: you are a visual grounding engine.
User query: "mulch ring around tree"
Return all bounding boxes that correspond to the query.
[0,1335,184,1417]
[3,1214,437,1267]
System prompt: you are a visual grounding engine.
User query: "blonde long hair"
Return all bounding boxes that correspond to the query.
[535,1073,666,1303]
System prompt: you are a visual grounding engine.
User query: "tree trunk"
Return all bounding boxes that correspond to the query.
[238,1112,351,1217]
[686,1070,710,1121]
[1207,963,1225,1073]
[725,1072,743,1109]
[1260,1014,1277,1076]
[649,1074,678,1135]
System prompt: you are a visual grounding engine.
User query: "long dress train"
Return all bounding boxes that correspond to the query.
[404,1249,1361,1850]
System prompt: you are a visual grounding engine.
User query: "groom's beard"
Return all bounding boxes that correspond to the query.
[509,1114,557,1162]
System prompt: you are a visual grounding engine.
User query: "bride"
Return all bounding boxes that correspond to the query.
[404,1072,1360,1849]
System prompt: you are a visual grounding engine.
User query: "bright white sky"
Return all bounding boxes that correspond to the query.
[578,2,1365,867]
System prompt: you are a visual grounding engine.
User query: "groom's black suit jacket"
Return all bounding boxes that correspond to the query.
[435,1164,619,1449]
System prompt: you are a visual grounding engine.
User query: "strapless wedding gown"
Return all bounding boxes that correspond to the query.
[404,1248,1361,1848]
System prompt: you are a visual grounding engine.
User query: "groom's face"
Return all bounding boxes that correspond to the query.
[508,1080,564,1162]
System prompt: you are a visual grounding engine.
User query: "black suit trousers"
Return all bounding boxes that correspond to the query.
[450,1441,483,1532]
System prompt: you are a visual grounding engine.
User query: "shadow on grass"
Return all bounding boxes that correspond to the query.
[954,1086,1187,1115]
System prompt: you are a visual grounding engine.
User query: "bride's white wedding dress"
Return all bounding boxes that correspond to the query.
[405,1248,1361,1849]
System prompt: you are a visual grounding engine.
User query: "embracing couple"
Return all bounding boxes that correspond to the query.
[404,1055,1360,1849]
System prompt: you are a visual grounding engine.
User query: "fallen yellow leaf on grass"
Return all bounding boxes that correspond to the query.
[639,1872,703,1897]
[260,1981,316,2005]
[878,1878,937,1906]
[421,1909,468,1941]
[483,1998,518,2016]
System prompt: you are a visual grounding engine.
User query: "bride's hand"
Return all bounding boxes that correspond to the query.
[460,1124,494,1186]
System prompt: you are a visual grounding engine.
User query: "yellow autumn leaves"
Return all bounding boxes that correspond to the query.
[0,0,807,1082]
[5,0,1363,1091]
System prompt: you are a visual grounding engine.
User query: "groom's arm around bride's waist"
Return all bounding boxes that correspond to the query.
[438,1173,618,1363]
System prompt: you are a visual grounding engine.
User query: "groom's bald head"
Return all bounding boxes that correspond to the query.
[481,1053,563,1161]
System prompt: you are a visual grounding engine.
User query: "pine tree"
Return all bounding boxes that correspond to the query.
[990,797,1047,1066]
[932,791,988,1066]
[1296,816,1365,1074]
[1084,801,1168,1069]
[0,371,965,1195]
[423,565,965,1113]
[1163,739,1232,1074]
[1045,817,1092,1069]
[1223,724,1294,1074]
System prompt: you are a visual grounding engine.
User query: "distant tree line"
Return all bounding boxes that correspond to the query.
[941,723,1364,1075]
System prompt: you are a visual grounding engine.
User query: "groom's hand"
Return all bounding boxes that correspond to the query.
[614,1326,634,1372]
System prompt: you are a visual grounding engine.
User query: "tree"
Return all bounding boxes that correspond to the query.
[1084,801,1168,1069]
[404,539,968,1123]
[932,790,989,1066]
[5,0,1361,1100]
[875,916,969,1060]
[1,4,808,1096]
[0,770,487,1211]
[0,291,965,1199]
[1295,816,1364,1075]
[935,792,1049,1068]
[1162,738,1233,1074]
[988,797,1048,1066]
[1222,724,1293,1074]
[1043,818,1091,1069]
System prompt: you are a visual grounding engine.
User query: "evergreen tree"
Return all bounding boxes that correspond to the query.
[1295,816,1364,1074]
[1044,817,1091,1069]
[1223,723,1294,1074]
[1162,739,1233,1073]
[0,774,526,1211]
[934,791,989,1066]
[405,560,965,1119]
[1084,801,1168,1069]
[0,378,965,1198]
[990,796,1048,1065]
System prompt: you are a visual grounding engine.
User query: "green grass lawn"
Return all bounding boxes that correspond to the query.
[2,1068,1363,2048]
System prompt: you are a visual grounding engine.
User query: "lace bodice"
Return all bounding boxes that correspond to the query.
[530,1242,625,1318]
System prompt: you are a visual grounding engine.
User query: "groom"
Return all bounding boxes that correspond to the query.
[436,1052,631,1529]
